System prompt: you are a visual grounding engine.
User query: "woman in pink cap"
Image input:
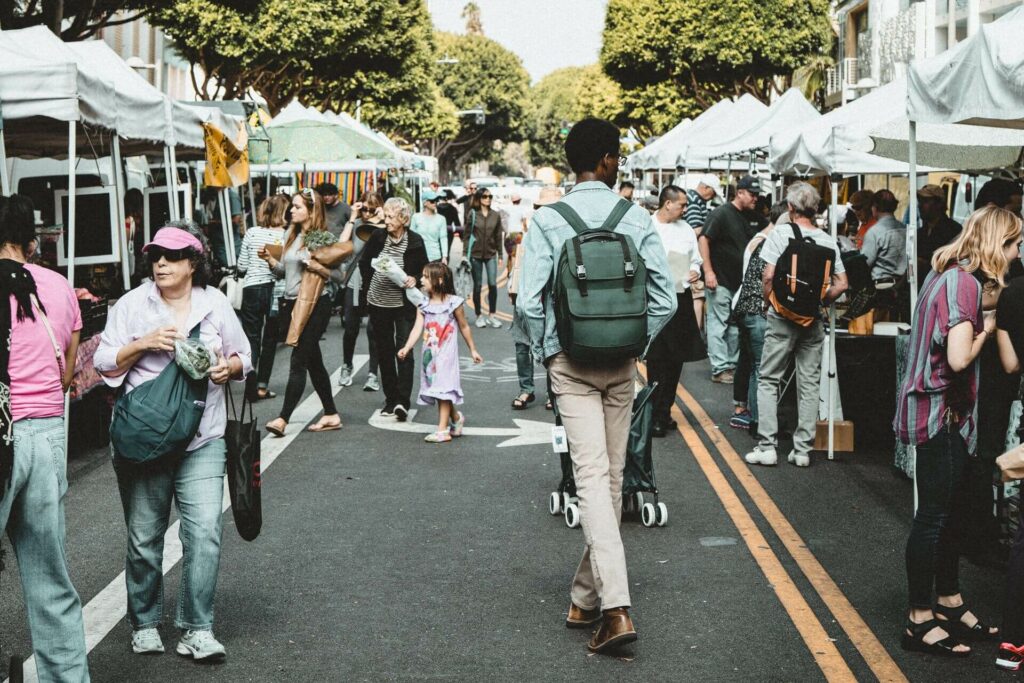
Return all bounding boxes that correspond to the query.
[95,220,251,663]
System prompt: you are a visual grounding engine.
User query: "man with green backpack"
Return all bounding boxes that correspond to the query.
[517,118,676,655]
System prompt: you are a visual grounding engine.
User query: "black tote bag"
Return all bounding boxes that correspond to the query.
[225,385,262,541]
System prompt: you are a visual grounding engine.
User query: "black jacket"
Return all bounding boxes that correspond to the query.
[358,228,429,314]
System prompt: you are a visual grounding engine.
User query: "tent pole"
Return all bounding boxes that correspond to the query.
[908,120,919,319]
[111,136,130,292]
[658,167,663,192]
[67,122,78,289]
[828,175,839,461]
[169,146,181,220]
[163,146,176,221]
[247,174,257,229]
[0,130,10,196]
[220,188,236,268]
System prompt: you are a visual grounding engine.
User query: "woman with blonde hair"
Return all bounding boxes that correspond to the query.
[895,205,1022,658]
[237,194,290,400]
[260,189,345,435]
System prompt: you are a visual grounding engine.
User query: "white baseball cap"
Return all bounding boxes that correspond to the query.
[699,174,722,197]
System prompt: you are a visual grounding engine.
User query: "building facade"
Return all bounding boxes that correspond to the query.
[826,0,1021,108]
[96,16,202,101]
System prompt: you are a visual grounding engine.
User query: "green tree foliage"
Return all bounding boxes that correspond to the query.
[526,65,623,172]
[426,31,530,177]
[601,0,832,137]
[0,0,176,39]
[143,0,445,139]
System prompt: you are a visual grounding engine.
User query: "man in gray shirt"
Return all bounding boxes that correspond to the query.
[315,182,352,238]
[860,189,907,281]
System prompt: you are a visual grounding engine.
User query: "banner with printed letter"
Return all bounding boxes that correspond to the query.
[204,122,249,188]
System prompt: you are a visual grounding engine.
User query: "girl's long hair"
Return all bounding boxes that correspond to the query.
[285,188,327,251]
[932,205,1022,287]
[422,261,455,297]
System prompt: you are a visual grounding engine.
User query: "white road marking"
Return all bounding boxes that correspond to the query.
[368,409,551,448]
[8,356,368,683]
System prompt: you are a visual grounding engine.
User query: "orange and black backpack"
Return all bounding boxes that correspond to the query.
[767,224,834,327]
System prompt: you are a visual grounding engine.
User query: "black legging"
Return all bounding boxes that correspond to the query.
[239,282,274,397]
[342,288,379,374]
[279,296,337,422]
[906,426,971,608]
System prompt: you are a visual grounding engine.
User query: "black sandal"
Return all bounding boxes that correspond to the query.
[511,393,535,410]
[935,603,1000,642]
[900,618,971,658]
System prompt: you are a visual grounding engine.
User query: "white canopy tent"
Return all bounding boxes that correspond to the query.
[673,94,769,172]
[690,88,820,167]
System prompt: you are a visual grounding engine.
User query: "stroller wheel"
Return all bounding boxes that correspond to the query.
[641,503,657,528]
[562,492,572,511]
[548,491,562,516]
[635,492,652,511]
[656,502,669,527]
[564,502,581,529]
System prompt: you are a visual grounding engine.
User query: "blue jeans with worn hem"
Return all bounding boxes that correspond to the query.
[114,438,226,631]
[736,313,767,422]
[705,284,739,375]
[2,417,90,682]
[471,257,498,316]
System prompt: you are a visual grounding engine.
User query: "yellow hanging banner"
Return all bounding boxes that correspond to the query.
[203,122,249,188]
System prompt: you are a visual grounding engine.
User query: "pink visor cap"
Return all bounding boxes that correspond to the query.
[142,227,204,253]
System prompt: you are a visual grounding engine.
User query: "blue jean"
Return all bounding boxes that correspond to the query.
[705,285,739,375]
[114,438,227,631]
[736,313,767,421]
[471,257,498,316]
[1,417,89,682]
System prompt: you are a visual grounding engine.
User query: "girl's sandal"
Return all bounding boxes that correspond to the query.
[511,393,535,410]
[900,618,971,658]
[935,603,1000,642]
[308,417,343,433]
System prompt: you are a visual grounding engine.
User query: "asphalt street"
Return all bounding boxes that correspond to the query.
[0,305,1016,682]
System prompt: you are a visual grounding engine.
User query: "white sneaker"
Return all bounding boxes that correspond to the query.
[744,446,778,466]
[488,315,502,328]
[394,404,408,422]
[131,627,164,655]
[363,373,380,392]
[449,411,465,438]
[176,629,226,661]
[475,316,487,328]
[338,365,353,387]
[788,451,811,467]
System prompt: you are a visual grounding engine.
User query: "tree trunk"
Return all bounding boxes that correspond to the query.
[41,0,62,34]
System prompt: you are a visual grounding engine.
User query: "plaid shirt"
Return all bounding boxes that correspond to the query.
[894,265,983,451]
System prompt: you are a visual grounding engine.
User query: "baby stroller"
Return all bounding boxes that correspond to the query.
[548,381,668,529]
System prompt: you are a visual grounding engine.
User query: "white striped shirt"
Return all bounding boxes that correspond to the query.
[237,226,285,288]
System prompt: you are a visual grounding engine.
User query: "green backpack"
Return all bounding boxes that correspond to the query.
[110,323,209,464]
[547,198,648,363]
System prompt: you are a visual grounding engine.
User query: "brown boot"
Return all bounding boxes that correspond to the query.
[587,607,637,653]
[565,603,602,629]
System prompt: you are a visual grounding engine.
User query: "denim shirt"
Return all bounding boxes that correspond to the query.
[516,181,677,362]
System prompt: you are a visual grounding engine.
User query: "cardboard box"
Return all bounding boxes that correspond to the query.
[814,420,854,452]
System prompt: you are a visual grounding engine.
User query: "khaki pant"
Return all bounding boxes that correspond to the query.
[549,353,634,610]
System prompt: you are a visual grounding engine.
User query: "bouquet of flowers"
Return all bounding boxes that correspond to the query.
[372,255,424,305]
[286,229,337,346]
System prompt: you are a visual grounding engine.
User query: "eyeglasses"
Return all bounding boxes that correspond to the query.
[481,194,493,199]
[607,153,628,165]
[301,187,316,201]
[146,246,191,263]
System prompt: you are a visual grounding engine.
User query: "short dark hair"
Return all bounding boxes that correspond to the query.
[873,189,899,214]
[564,118,620,175]
[158,219,213,288]
[314,182,339,196]
[769,201,788,225]
[619,181,635,191]
[975,178,1022,211]
[657,184,685,209]
[0,194,37,253]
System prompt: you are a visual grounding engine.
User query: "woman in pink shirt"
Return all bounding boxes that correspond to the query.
[0,194,90,681]
[95,221,251,663]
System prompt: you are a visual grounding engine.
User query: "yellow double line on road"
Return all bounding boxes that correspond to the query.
[638,365,907,683]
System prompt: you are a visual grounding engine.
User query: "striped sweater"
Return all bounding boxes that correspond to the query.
[237,226,286,288]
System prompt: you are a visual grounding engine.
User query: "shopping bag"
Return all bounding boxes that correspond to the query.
[224,385,262,541]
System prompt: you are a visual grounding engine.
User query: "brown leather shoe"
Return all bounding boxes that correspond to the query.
[588,608,637,653]
[566,603,602,629]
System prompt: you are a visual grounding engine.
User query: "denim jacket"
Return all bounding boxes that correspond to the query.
[516,181,677,362]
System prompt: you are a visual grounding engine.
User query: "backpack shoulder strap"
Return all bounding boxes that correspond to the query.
[546,201,589,235]
[790,223,803,242]
[599,198,634,233]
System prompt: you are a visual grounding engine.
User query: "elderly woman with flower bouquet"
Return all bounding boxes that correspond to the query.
[359,197,429,420]
[260,189,351,436]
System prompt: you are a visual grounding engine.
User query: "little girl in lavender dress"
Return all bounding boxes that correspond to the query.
[398,262,483,442]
